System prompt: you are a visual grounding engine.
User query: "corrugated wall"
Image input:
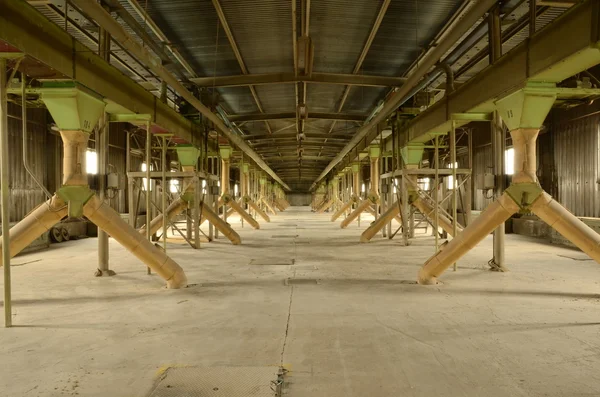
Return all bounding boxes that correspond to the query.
[5,103,50,222]
[541,107,600,217]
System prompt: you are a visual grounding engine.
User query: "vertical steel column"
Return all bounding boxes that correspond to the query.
[434,135,440,250]
[97,21,111,275]
[214,158,220,239]
[492,111,506,269]
[127,132,134,227]
[145,121,151,274]
[466,129,473,226]
[97,112,110,274]
[400,171,409,246]
[207,179,214,241]
[0,59,12,327]
[451,121,458,271]
[194,177,200,249]
[161,136,167,252]
[487,0,502,259]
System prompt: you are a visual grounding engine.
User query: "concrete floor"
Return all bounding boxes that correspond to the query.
[2,206,600,396]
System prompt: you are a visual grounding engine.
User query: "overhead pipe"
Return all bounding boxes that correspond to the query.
[310,0,498,189]
[70,0,290,191]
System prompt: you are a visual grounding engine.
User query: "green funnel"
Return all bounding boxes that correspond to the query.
[40,82,105,133]
[495,82,557,131]
[176,145,200,167]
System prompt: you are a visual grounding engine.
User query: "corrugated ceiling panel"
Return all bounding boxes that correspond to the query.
[361,0,464,77]
[253,84,297,113]
[307,84,346,113]
[141,0,240,76]
[343,86,386,114]
[310,0,383,74]
[218,0,294,74]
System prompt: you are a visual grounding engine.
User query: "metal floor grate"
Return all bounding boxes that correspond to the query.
[249,259,295,266]
[285,278,319,286]
[147,366,279,397]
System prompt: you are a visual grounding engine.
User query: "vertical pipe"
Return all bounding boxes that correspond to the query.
[400,171,409,246]
[451,120,458,271]
[222,158,228,225]
[434,135,439,250]
[161,136,167,252]
[0,59,11,327]
[207,180,213,240]
[194,177,200,249]
[492,111,506,269]
[214,159,219,239]
[98,22,111,275]
[98,111,109,274]
[466,129,473,226]
[145,121,151,274]
[127,132,135,227]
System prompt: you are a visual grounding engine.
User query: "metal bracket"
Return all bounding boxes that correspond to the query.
[57,186,95,218]
[504,182,544,212]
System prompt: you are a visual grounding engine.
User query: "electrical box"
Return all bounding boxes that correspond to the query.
[381,184,389,194]
[478,173,495,190]
[210,185,220,196]
[107,173,126,190]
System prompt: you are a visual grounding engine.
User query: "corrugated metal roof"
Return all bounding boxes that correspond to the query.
[361,0,464,77]
[344,86,386,114]
[218,0,295,74]
[134,0,241,77]
[217,86,259,114]
[253,84,297,113]
[307,84,347,113]
[310,0,383,74]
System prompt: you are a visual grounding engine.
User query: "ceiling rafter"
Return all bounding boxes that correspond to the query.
[318,0,391,158]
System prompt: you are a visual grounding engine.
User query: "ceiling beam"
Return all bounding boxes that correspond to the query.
[229,112,367,122]
[270,156,330,161]
[65,0,290,190]
[319,0,391,157]
[211,0,279,153]
[243,132,352,140]
[123,0,196,77]
[190,72,406,88]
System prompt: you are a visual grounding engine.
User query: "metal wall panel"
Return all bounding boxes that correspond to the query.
[541,110,600,218]
[5,103,50,222]
[470,143,494,211]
